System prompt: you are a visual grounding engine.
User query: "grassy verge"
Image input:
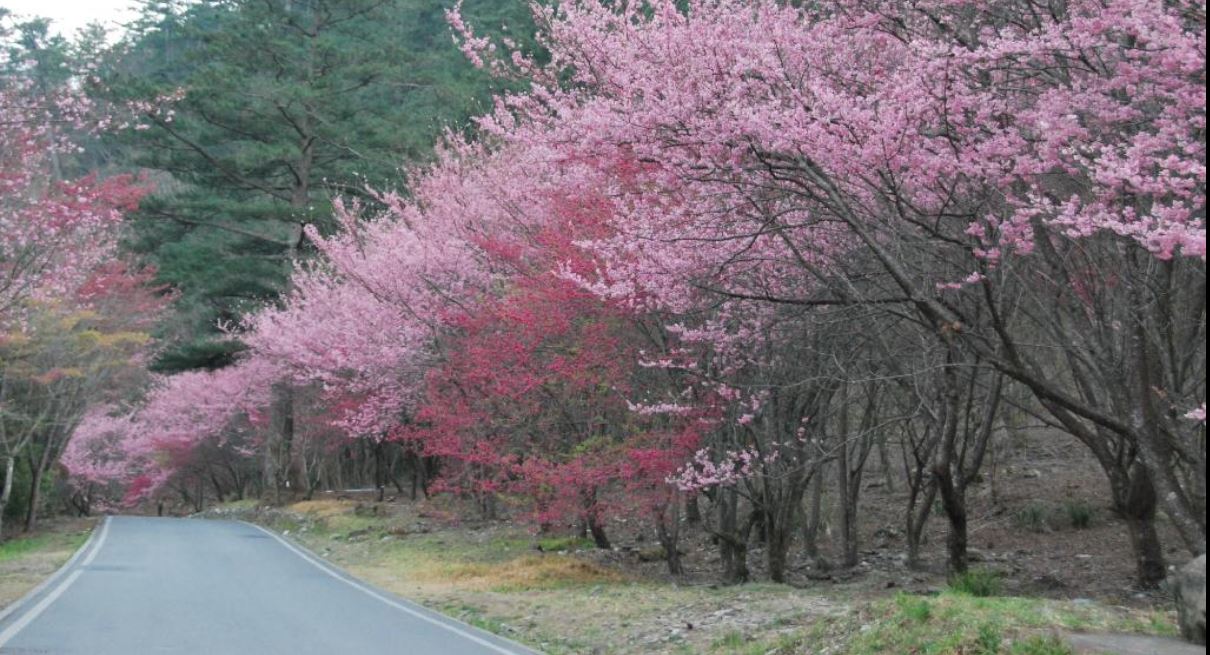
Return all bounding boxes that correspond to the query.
[815,590,1178,655]
[0,518,95,610]
[215,500,1178,655]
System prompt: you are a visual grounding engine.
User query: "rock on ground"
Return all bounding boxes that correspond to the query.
[1174,554,1206,645]
[1064,633,1206,655]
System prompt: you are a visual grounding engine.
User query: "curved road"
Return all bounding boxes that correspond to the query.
[0,517,540,654]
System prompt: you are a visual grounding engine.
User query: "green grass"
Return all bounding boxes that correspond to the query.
[1062,501,1095,529]
[1011,500,1095,533]
[950,568,1004,597]
[216,498,260,512]
[897,593,934,622]
[1010,635,1073,655]
[835,591,1175,655]
[535,536,595,552]
[0,535,53,563]
[976,623,1004,654]
[712,631,748,650]
[0,531,88,564]
[1014,503,1051,533]
[706,629,807,655]
[437,601,589,655]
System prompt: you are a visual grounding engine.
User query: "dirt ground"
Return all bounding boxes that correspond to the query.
[389,429,1191,606]
[687,430,1193,605]
[562,429,1192,607]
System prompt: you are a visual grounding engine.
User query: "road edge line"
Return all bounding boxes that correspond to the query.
[0,516,110,644]
[242,521,540,655]
[0,570,84,647]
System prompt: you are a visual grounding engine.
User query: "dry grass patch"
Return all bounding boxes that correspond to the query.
[288,499,359,518]
[420,554,625,591]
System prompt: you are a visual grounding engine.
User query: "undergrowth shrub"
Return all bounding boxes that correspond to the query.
[975,623,1003,654]
[1063,501,1095,529]
[950,568,1003,597]
[895,593,933,623]
[1014,503,1051,533]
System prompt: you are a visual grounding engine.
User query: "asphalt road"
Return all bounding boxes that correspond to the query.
[0,516,540,655]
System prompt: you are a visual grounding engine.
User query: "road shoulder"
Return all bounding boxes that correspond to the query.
[0,517,98,614]
[241,519,543,655]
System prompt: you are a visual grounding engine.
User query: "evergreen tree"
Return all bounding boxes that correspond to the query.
[104,0,532,371]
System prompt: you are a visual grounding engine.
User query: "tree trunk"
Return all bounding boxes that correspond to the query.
[1121,463,1167,588]
[905,482,937,570]
[836,458,859,568]
[374,443,386,503]
[767,517,791,583]
[933,374,972,575]
[768,539,788,582]
[419,457,433,499]
[748,508,767,545]
[25,468,43,532]
[0,456,14,539]
[210,473,226,504]
[717,488,750,584]
[194,476,205,513]
[1132,311,1207,555]
[267,383,296,504]
[1045,401,1174,588]
[934,463,968,574]
[657,502,684,575]
[878,435,897,493]
[685,494,702,524]
[588,514,612,550]
[478,492,498,520]
[1126,514,1167,589]
[803,469,823,560]
[723,539,750,584]
[835,385,863,568]
[25,445,52,532]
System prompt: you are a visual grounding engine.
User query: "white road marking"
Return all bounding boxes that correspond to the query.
[0,516,111,648]
[0,516,107,625]
[79,517,111,568]
[243,521,533,655]
[0,571,83,647]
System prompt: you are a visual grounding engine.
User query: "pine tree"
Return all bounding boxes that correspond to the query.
[104,0,532,371]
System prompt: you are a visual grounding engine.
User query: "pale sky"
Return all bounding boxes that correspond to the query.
[2,0,140,38]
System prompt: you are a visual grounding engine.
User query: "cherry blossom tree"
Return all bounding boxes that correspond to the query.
[453,0,1206,579]
[1,260,166,534]
[64,356,278,509]
[0,76,143,322]
[59,0,1204,589]
[2,50,157,534]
